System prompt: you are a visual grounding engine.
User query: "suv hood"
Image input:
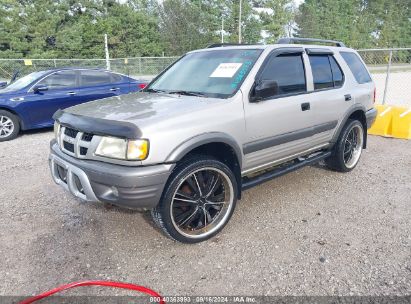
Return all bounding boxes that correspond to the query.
[65,92,223,126]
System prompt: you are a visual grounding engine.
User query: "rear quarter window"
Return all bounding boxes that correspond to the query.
[340,52,372,84]
[111,73,123,83]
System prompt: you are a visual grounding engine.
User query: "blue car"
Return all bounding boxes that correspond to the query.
[0,68,146,141]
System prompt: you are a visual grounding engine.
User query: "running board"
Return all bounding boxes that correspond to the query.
[241,151,332,191]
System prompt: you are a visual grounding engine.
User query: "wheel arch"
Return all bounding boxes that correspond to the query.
[331,105,368,149]
[165,133,243,199]
[0,106,25,130]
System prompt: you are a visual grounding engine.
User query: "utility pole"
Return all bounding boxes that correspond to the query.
[238,0,242,43]
[221,16,224,43]
[104,34,110,70]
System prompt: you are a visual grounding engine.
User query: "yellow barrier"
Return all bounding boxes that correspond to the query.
[368,104,411,139]
[368,104,393,137]
[391,106,411,139]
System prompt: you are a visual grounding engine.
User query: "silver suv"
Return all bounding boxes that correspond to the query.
[49,38,377,243]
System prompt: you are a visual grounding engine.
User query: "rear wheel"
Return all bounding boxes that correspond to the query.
[0,110,20,142]
[326,119,364,172]
[151,155,238,243]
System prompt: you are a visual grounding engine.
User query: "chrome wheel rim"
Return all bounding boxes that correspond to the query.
[0,116,14,138]
[170,167,234,239]
[343,125,363,168]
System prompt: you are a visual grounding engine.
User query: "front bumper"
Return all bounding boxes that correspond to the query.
[49,140,174,209]
[366,107,378,129]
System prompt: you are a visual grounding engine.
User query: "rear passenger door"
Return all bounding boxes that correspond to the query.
[77,70,118,104]
[243,48,319,172]
[306,49,349,145]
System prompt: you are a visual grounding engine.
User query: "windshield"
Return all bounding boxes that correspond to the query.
[0,71,48,93]
[147,49,263,98]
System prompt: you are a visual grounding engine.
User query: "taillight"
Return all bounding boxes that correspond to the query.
[138,83,147,89]
[373,87,376,103]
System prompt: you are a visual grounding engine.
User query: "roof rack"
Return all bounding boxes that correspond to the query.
[207,43,256,48]
[277,37,346,47]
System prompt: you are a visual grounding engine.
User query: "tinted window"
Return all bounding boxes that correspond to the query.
[80,70,111,86]
[340,52,372,84]
[329,56,344,87]
[260,54,306,96]
[309,55,344,89]
[38,71,76,89]
[309,55,333,90]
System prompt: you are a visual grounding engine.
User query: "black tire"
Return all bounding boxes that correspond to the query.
[151,155,238,243]
[0,110,20,142]
[326,119,364,172]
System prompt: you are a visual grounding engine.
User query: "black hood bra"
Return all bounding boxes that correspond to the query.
[53,110,142,139]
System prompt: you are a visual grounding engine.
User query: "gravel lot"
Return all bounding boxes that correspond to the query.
[0,130,410,299]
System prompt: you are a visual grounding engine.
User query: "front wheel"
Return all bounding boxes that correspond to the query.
[326,119,364,172]
[0,110,20,142]
[151,155,238,243]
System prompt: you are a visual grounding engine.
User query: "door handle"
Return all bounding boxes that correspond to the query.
[110,87,120,91]
[67,92,76,96]
[301,102,310,111]
[344,94,352,101]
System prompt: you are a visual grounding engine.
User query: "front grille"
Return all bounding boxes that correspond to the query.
[82,133,93,142]
[80,147,88,155]
[63,141,74,153]
[64,127,79,138]
[59,126,95,158]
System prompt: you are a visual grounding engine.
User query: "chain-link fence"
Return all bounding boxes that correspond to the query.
[357,48,411,106]
[0,49,410,106]
[0,57,179,83]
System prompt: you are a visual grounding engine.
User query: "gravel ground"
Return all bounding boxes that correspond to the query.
[0,130,410,299]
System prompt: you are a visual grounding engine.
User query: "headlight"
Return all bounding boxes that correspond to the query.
[95,137,149,160]
[54,122,60,139]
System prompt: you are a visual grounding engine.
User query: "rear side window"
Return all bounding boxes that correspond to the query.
[309,55,344,90]
[340,52,372,84]
[111,73,123,83]
[309,55,334,90]
[80,70,111,87]
[260,54,306,96]
[329,56,344,87]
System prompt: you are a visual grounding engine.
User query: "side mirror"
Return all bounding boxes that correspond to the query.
[251,80,279,102]
[0,81,7,88]
[33,85,48,93]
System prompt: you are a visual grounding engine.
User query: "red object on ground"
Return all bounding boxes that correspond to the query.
[20,280,165,304]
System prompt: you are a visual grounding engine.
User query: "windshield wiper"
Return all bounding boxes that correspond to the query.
[145,88,167,93]
[167,90,206,97]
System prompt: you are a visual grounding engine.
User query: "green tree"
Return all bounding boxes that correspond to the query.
[0,0,164,58]
[259,0,296,43]
[296,0,411,48]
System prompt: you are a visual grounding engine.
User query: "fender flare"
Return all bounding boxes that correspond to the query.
[331,104,367,148]
[165,132,243,168]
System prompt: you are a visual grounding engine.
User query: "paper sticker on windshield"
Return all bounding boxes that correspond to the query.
[210,63,243,78]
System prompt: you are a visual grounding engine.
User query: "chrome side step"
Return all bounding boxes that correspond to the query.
[241,151,332,191]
